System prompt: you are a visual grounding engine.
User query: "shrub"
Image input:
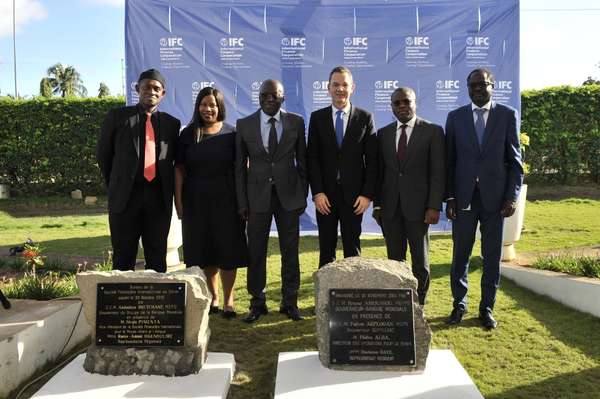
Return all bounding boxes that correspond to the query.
[0,96,124,196]
[521,85,600,183]
[4,271,78,300]
[532,254,600,278]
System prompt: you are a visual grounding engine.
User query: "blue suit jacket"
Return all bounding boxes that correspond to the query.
[445,101,523,212]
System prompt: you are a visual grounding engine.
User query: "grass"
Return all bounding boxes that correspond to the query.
[532,254,600,278]
[2,189,600,398]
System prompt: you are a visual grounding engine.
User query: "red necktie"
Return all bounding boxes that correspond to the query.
[397,124,407,161]
[144,112,156,182]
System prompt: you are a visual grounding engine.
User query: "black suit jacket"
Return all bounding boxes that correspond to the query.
[235,110,308,213]
[307,105,378,205]
[96,106,181,213]
[375,117,445,221]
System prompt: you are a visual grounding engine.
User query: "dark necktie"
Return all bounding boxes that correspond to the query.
[144,112,156,181]
[475,108,486,147]
[397,124,408,162]
[268,117,278,155]
[335,109,344,148]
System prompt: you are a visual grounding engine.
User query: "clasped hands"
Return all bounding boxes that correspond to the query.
[314,193,370,216]
[445,199,517,220]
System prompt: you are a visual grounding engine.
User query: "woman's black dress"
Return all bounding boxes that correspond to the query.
[176,123,248,268]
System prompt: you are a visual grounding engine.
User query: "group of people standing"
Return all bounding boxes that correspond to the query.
[96,65,523,330]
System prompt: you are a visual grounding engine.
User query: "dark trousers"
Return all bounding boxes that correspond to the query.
[109,182,171,272]
[382,199,430,305]
[316,183,363,267]
[247,187,300,309]
[450,188,504,313]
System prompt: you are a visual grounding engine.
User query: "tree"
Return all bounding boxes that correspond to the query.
[39,78,53,97]
[582,76,600,86]
[98,82,111,97]
[44,63,88,97]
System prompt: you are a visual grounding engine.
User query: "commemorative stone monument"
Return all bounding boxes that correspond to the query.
[314,257,431,372]
[76,267,211,376]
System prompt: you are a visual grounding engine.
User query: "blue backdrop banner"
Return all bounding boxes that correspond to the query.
[125,0,520,234]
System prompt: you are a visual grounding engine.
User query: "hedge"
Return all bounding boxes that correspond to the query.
[0,86,599,196]
[0,97,124,195]
[521,85,600,183]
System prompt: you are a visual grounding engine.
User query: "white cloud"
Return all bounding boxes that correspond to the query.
[83,0,124,7]
[0,0,47,38]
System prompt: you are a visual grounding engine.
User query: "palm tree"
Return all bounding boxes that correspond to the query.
[45,63,88,97]
[98,82,111,97]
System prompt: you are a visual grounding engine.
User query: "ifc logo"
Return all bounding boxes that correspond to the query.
[374,81,383,89]
[251,81,262,91]
[436,80,444,89]
[281,38,290,46]
[192,82,200,90]
[220,38,229,47]
[466,37,474,46]
[405,37,414,46]
[313,81,329,90]
[344,37,353,46]
[160,38,168,47]
[130,82,137,90]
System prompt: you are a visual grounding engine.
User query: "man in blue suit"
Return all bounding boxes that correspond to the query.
[444,68,523,329]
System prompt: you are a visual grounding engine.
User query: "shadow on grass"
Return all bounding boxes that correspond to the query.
[486,366,600,399]
[501,277,600,362]
[0,196,108,218]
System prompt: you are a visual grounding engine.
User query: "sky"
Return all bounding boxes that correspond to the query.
[0,0,599,98]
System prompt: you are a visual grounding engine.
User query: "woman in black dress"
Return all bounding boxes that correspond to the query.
[175,87,248,319]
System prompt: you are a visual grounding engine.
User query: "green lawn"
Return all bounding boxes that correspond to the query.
[2,194,600,399]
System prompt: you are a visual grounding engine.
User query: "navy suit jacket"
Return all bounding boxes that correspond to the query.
[445,101,523,212]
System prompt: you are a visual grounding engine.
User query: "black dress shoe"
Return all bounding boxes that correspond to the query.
[279,306,304,321]
[222,310,237,320]
[479,311,498,329]
[446,308,466,325]
[209,305,221,315]
[242,306,268,324]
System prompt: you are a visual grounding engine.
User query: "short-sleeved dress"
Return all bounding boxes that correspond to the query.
[176,122,248,268]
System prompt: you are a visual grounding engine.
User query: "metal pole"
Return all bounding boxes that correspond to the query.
[12,0,18,98]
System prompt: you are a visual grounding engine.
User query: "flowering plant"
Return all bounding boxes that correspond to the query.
[21,242,46,275]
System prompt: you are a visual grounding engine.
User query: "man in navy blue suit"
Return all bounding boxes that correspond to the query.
[444,68,523,329]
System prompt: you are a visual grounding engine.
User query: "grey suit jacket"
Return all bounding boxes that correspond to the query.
[375,117,445,221]
[235,110,308,213]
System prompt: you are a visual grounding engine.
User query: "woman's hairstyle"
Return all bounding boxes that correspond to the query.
[188,86,226,141]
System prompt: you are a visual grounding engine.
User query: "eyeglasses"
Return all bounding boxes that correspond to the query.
[259,92,283,100]
[468,82,494,90]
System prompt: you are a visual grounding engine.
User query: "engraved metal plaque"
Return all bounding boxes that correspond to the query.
[96,282,185,347]
[329,288,415,366]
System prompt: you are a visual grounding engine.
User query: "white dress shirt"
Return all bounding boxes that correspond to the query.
[471,100,491,126]
[331,102,352,136]
[395,115,417,151]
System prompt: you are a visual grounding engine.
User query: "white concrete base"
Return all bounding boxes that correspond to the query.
[274,350,483,399]
[503,263,600,318]
[31,352,235,399]
[0,299,90,399]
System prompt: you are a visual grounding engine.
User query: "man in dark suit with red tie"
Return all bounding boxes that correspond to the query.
[445,68,523,329]
[307,66,378,267]
[97,69,181,272]
[373,87,445,306]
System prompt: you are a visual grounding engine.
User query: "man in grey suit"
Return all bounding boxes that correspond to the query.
[373,87,445,306]
[235,79,308,323]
